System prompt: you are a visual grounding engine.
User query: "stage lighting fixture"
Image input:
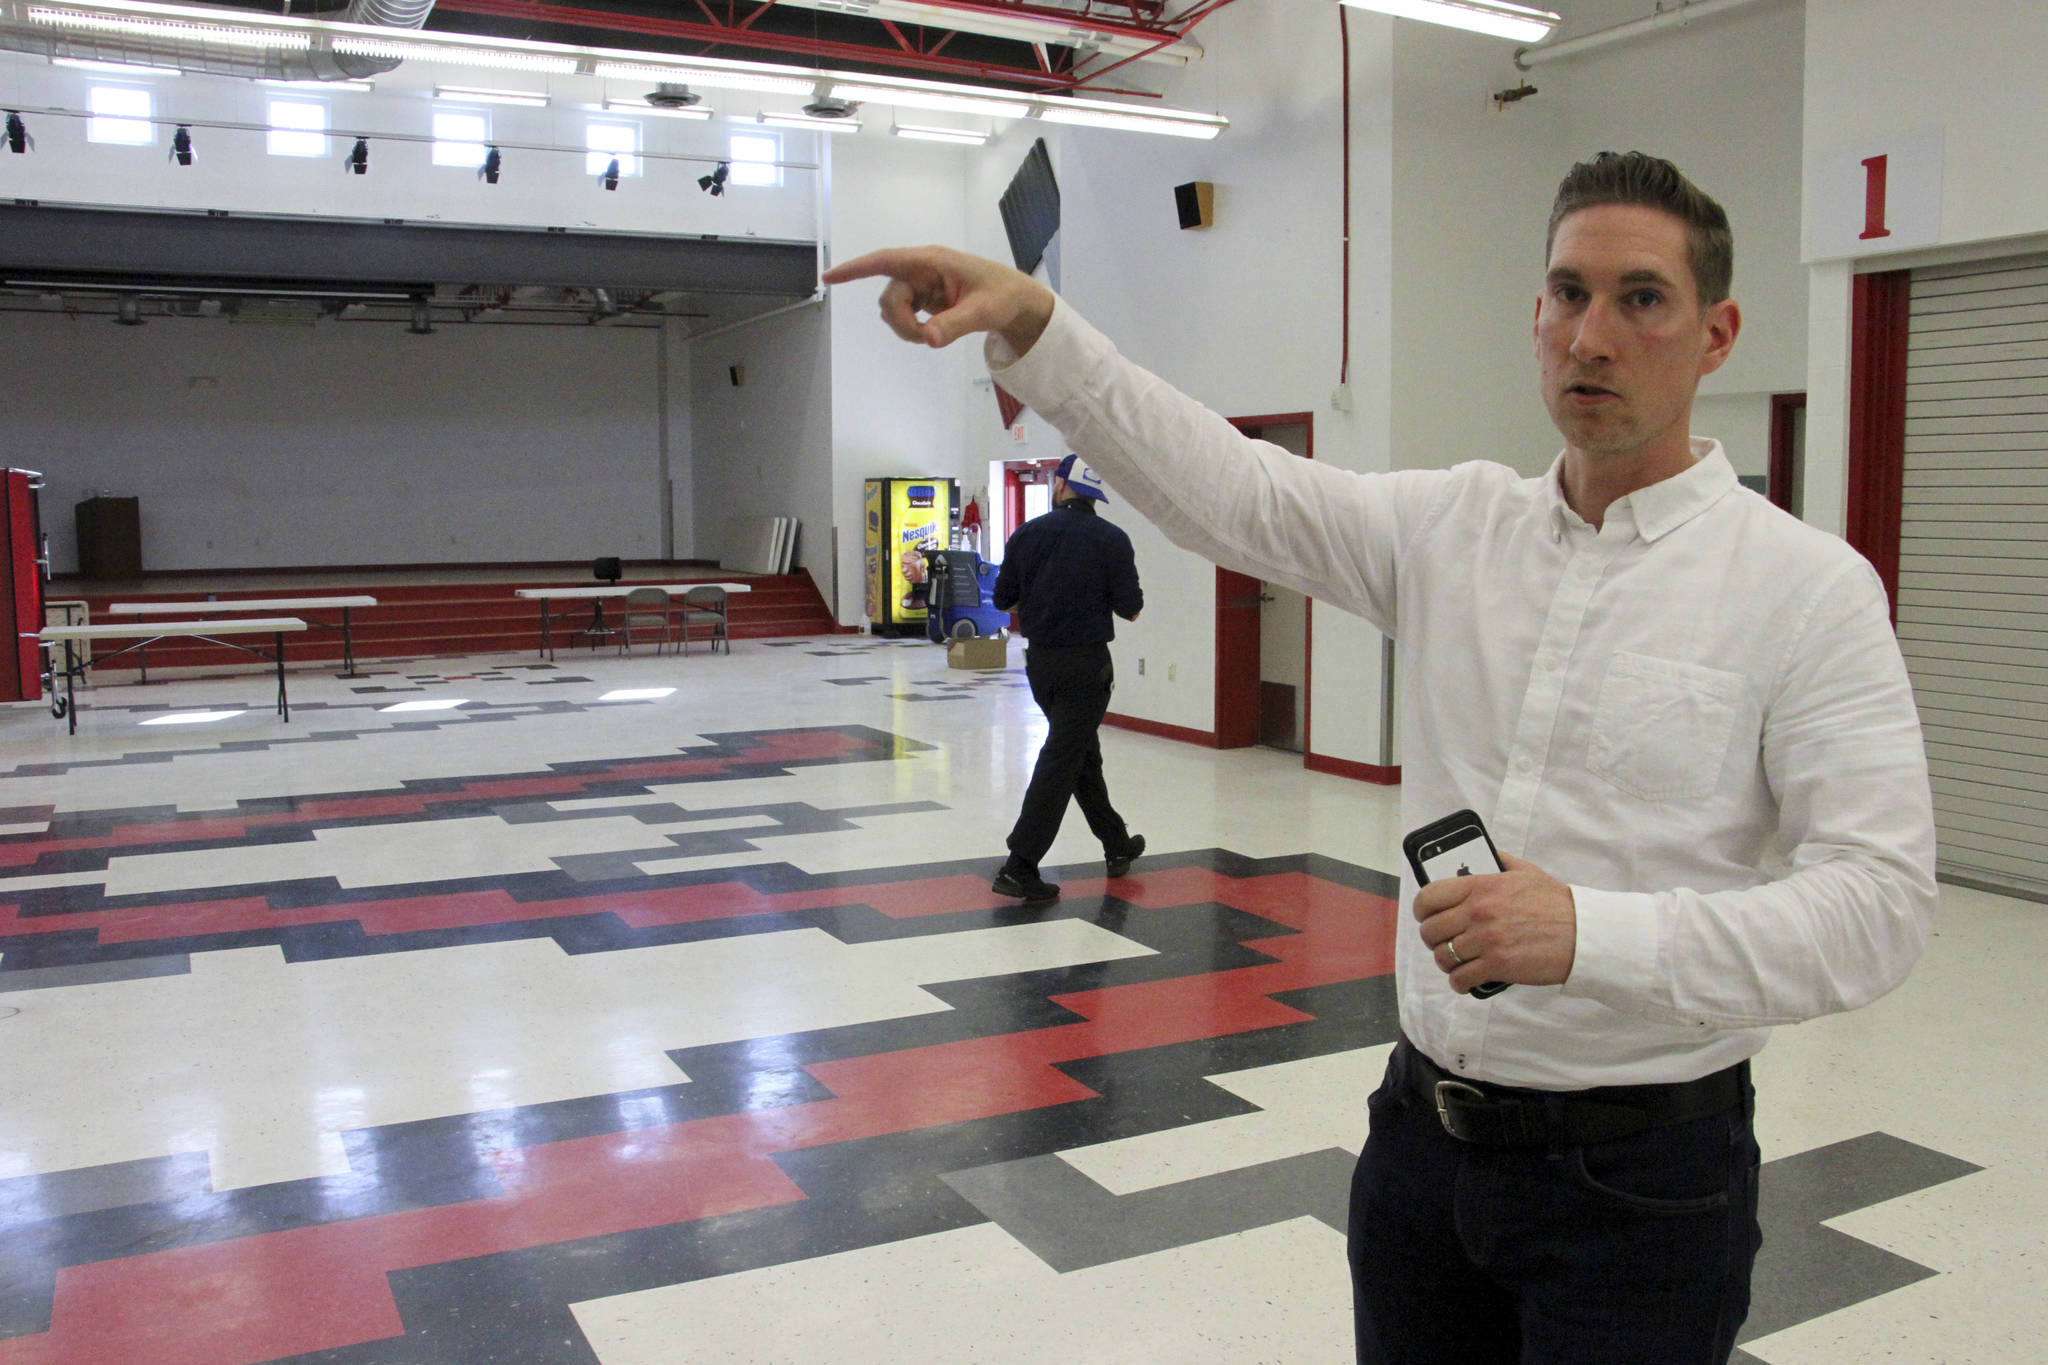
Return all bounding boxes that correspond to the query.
[479,145,501,184]
[345,137,368,174]
[170,125,194,166]
[601,156,620,191]
[407,297,435,335]
[697,161,729,196]
[5,112,27,153]
[115,295,144,327]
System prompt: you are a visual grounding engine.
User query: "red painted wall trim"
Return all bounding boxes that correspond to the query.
[1104,711,1218,748]
[1305,752,1400,786]
[1846,270,1910,620]
[1230,411,1317,431]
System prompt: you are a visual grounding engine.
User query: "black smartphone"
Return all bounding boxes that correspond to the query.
[1402,808,1511,1000]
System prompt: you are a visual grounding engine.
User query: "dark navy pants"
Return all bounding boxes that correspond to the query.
[1004,643,1130,873]
[1347,1041,1761,1364]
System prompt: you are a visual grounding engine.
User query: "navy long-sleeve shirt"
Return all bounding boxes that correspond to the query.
[992,499,1143,645]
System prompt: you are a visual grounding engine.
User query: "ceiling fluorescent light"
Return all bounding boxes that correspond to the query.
[830,82,1029,120]
[1034,97,1226,140]
[52,56,179,75]
[333,37,577,74]
[594,61,813,96]
[892,123,988,145]
[28,8,313,50]
[759,112,862,133]
[262,78,375,92]
[603,97,713,121]
[1335,0,1560,44]
[435,84,549,107]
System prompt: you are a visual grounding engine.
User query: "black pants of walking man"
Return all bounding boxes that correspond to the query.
[1004,643,1132,875]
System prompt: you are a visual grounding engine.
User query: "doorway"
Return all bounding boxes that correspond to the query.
[994,458,1065,560]
[1215,415,1313,752]
[1769,393,1807,518]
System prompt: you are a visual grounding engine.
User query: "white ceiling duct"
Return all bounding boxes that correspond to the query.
[771,0,1203,68]
[0,0,438,82]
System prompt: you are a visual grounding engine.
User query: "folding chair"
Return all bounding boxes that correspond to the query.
[678,585,729,656]
[620,587,675,654]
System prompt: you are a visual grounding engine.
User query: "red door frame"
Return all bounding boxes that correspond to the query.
[997,459,1065,633]
[1215,413,1314,754]
[1845,270,1911,623]
[1768,392,1807,515]
[1214,564,1262,747]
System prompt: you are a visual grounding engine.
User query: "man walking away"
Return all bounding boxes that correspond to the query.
[989,454,1146,903]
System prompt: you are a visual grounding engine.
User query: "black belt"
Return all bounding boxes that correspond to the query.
[1397,1038,1745,1149]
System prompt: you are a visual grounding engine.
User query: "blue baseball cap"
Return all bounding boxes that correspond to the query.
[1055,453,1108,503]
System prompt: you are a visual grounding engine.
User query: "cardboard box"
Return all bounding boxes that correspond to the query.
[947,636,1009,670]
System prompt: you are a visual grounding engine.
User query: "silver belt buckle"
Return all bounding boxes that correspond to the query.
[1434,1079,1487,1141]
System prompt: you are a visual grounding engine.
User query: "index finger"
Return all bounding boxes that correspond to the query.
[822,247,941,287]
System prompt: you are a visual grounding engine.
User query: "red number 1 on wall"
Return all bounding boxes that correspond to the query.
[1860,155,1892,241]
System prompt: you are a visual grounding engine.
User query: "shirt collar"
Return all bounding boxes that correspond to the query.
[1544,438,1737,543]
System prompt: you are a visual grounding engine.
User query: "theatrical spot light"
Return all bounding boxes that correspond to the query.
[479,145,501,184]
[345,137,368,175]
[5,111,28,153]
[170,125,194,166]
[601,156,620,191]
[115,295,145,327]
[407,297,434,335]
[697,161,729,196]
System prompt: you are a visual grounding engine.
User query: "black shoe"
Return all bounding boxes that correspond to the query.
[992,868,1060,903]
[1105,834,1146,879]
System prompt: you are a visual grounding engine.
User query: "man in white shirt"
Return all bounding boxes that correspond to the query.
[824,152,1935,1364]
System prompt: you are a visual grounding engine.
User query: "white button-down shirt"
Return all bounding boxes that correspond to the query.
[991,301,1936,1090]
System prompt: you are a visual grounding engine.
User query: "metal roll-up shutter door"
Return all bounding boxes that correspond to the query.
[1900,252,2048,900]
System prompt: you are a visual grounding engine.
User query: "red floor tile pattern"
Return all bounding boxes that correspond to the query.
[0,866,1399,1365]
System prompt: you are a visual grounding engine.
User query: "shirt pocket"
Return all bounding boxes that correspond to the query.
[1587,651,1745,802]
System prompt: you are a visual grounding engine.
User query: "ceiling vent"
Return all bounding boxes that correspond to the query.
[801,94,859,120]
[645,84,702,109]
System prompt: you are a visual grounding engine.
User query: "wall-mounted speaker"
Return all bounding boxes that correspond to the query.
[1174,181,1214,230]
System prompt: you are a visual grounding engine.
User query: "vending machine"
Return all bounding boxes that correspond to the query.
[863,477,956,637]
[1,468,48,703]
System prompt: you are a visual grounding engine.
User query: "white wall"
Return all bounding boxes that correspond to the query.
[1033,1,1354,738]
[1558,0,1808,403]
[1805,0,2048,256]
[660,320,695,559]
[3,311,667,573]
[689,300,833,594]
[992,3,1813,759]
[1801,0,2048,537]
[823,131,977,625]
[0,52,818,241]
[1388,20,1564,479]
[1691,394,1771,480]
